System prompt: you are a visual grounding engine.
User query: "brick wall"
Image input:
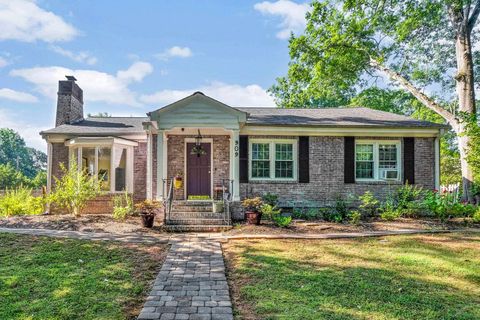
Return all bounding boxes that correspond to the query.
[167,135,230,200]
[133,142,147,202]
[51,143,69,183]
[239,136,436,209]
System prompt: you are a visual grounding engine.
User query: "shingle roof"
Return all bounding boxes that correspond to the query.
[41,117,149,135]
[41,107,444,136]
[236,107,444,128]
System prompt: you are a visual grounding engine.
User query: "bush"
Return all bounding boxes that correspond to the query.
[0,186,44,217]
[422,190,476,221]
[112,191,134,221]
[49,160,102,217]
[380,198,401,221]
[358,191,379,217]
[292,207,322,220]
[261,204,291,227]
[323,209,344,223]
[473,208,480,223]
[273,215,292,227]
[262,193,279,207]
[395,184,423,208]
[348,210,362,225]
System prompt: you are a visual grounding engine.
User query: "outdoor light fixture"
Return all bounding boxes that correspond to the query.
[191,129,206,157]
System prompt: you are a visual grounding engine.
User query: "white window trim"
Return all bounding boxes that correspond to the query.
[67,142,134,193]
[355,140,402,182]
[249,138,297,181]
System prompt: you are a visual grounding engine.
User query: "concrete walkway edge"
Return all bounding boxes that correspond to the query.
[1,227,478,244]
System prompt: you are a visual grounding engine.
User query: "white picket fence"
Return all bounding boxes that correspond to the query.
[440,183,461,203]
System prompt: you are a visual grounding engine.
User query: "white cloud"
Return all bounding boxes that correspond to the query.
[140,81,275,107]
[0,56,8,67]
[254,0,309,39]
[0,88,38,102]
[49,45,97,65]
[0,108,47,151]
[0,0,78,43]
[10,61,153,107]
[116,61,154,83]
[155,46,193,60]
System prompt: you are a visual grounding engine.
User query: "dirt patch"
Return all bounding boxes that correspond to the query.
[225,218,477,236]
[0,214,167,235]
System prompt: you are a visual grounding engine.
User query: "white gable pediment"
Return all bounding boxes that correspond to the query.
[148,92,248,130]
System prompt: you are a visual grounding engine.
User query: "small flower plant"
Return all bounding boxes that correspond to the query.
[135,200,161,216]
[241,197,264,213]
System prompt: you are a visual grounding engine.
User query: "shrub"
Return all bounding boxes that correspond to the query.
[422,190,476,221]
[262,193,279,206]
[323,209,344,223]
[0,186,44,217]
[348,210,362,225]
[292,207,322,220]
[273,215,292,228]
[260,203,281,220]
[358,191,379,217]
[395,184,423,209]
[380,198,401,221]
[49,161,102,217]
[112,190,134,221]
[473,208,480,223]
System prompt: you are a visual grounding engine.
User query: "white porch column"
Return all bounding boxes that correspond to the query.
[156,130,167,200]
[146,132,153,200]
[434,136,440,190]
[230,129,240,201]
[46,142,53,194]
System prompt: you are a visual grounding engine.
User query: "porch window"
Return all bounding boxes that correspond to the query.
[355,140,401,181]
[66,137,136,193]
[249,139,297,181]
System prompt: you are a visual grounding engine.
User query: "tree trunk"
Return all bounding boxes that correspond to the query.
[454,18,477,202]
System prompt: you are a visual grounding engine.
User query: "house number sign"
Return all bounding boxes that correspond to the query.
[234,140,239,157]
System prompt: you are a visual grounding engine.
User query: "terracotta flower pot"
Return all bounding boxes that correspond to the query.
[141,214,155,228]
[245,211,262,225]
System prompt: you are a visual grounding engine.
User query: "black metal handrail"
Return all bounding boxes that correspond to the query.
[163,178,174,222]
[221,179,234,224]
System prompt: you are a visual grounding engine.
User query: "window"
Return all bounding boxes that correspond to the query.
[355,141,401,181]
[67,138,135,193]
[250,139,297,180]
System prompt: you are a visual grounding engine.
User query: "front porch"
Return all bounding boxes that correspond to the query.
[142,92,247,230]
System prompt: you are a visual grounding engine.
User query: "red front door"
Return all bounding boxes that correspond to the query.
[186,143,211,198]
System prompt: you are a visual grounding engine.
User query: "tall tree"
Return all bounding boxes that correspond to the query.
[270,0,479,201]
[0,128,46,178]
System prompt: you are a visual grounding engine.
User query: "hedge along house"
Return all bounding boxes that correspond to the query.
[42,76,444,230]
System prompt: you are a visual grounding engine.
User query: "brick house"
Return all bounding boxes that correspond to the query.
[41,77,444,229]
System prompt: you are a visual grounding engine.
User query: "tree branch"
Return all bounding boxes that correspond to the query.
[369,59,456,124]
[468,0,480,30]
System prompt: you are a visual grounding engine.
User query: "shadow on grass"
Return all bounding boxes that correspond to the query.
[0,233,165,320]
[229,235,480,320]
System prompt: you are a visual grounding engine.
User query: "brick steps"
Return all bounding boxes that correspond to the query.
[169,212,224,219]
[166,200,230,232]
[166,218,230,226]
[164,225,232,232]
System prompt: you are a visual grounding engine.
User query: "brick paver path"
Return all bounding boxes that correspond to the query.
[138,240,233,320]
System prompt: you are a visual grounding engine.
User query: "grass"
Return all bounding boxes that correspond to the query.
[224,232,480,320]
[0,233,166,320]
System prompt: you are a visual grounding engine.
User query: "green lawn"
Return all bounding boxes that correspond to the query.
[0,233,166,320]
[224,232,480,320]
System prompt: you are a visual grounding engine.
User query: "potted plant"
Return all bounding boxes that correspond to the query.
[213,200,224,213]
[242,197,264,225]
[135,200,161,228]
[173,173,183,190]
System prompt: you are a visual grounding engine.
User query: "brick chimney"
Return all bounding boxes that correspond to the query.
[55,75,84,127]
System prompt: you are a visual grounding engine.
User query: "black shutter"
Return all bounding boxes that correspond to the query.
[239,135,249,183]
[298,136,310,183]
[403,137,415,184]
[344,137,355,184]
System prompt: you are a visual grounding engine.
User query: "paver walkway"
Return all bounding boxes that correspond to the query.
[138,240,233,320]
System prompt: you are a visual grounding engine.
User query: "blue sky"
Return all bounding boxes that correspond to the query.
[0,0,310,151]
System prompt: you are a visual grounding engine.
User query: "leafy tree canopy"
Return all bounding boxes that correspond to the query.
[0,128,46,178]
